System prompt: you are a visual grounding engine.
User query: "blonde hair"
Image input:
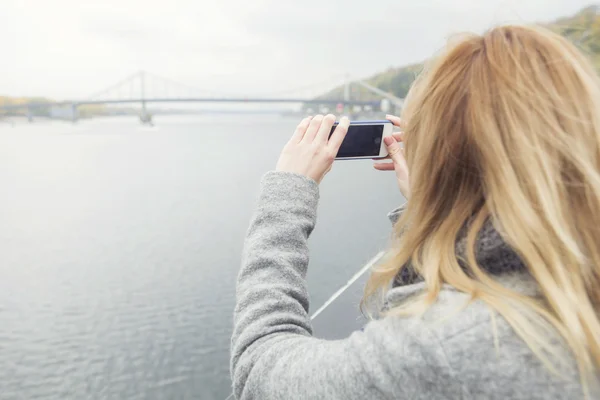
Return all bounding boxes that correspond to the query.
[364,25,600,388]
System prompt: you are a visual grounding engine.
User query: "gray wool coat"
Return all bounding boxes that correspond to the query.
[231,171,596,399]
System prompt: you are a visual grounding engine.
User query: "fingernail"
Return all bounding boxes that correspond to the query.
[384,136,394,146]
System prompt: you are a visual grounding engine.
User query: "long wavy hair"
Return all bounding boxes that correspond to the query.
[363,25,600,389]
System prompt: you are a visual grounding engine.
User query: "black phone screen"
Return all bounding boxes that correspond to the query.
[330,124,384,158]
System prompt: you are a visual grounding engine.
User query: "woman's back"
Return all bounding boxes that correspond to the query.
[362,276,583,399]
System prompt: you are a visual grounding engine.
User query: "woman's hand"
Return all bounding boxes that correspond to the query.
[373,115,410,199]
[276,114,349,183]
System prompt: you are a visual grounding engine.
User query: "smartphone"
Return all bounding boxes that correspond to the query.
[330,120,393,160]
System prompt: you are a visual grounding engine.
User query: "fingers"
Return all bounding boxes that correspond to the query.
[384,135,407,170]
[376,135,411,198]
[315,114,336,143]
[382,135,410,197]
[301,114,324,143]
[327,116,349,152]
[291,116,313,142]
[385,114,404,128]
[373,133,403,160]
[373,162,395,171]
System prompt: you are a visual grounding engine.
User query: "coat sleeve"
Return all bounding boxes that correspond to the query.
[230,172,456,400]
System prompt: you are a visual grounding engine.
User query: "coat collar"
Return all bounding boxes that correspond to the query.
[386,205,531,289]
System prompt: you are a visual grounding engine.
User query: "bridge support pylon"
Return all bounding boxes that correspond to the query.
[138,71,153,125]
[26,106,33,123]
[71,103,79,123]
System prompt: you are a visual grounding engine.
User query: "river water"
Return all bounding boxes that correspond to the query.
[0,115,403,399]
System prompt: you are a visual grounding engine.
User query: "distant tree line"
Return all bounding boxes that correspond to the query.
[317,5,600,102]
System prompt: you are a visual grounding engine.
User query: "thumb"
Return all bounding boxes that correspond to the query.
[384,136,405,168]
[384,135,410,198]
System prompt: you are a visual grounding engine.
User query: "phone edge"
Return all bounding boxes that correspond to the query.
[334,121,393,160]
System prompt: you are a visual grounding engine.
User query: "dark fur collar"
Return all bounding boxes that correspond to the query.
[387,206,528,287]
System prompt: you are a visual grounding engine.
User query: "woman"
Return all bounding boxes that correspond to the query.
[231,25,600,399]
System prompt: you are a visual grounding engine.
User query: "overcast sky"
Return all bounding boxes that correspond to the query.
[0,0,594,100]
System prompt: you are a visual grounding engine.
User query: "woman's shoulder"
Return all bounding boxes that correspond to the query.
[382,272,542,339]
[363,273,586,399]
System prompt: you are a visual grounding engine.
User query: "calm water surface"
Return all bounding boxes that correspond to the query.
[0,115,402,399]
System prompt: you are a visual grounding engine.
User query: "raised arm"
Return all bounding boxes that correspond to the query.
[230,115,453,400]
[230,171,454,400]
[231,171,380,399]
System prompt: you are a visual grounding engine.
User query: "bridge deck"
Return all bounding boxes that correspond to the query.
[0,98,381,111]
